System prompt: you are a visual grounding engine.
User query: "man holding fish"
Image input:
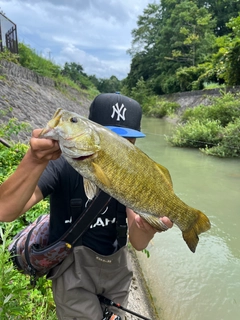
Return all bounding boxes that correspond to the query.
[0,93,174,319]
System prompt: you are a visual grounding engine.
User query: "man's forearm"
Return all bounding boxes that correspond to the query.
[128,218,156,251]
[0,149,47,221]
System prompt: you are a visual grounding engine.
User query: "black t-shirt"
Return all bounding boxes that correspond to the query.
[38,156,126,255]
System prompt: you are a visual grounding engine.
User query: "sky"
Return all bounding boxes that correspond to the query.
[0,0,155,80]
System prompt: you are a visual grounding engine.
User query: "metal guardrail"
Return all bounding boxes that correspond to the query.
[0,137,11,148]
[0,13,18,54]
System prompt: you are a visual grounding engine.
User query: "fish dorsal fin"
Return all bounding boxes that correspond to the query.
[155,163,173,188]
[83,178,98,200]
[92,162,111,187]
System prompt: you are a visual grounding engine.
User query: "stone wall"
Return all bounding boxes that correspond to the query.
[165,85,240,114]
[0,60,91,142]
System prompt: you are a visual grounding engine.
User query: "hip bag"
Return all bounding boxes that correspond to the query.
[8,191,112,285]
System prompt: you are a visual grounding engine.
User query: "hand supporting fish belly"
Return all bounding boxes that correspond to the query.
[40,108,211,253]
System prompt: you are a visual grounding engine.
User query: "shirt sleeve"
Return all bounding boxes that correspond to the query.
[38,156,66,198]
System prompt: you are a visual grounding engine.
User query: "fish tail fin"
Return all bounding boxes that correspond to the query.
[182,210,211,253]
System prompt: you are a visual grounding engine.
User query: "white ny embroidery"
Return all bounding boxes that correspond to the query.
[111,103,126,121]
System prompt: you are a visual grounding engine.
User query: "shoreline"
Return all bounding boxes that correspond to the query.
[126,247,159,320]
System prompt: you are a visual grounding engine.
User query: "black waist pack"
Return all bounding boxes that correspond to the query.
[8,192,111,285]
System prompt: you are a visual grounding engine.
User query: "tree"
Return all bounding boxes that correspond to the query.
[61,62,86,83]
[88,74,99,88]
[92,75,121,93]
[197,0,240,36]
[126,0,216,94]
[127,3,164,90]
[129,3,163,56]
[213,14,240,86]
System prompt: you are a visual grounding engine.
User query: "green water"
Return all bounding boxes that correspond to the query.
[135,117,240,320]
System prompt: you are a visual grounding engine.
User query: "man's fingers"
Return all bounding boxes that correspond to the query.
[32,129,43,138]
[28,129,61,162]
[160,216,173,229]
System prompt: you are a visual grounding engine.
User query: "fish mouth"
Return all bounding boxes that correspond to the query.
[66,133,85,140]
[72,153,95,161]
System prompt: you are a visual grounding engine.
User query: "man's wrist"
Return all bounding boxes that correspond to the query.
[25,149,50,167]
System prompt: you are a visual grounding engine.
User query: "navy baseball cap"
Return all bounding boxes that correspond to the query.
[88,93,145,138]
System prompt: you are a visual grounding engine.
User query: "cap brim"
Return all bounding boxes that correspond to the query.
[105,126,145,138]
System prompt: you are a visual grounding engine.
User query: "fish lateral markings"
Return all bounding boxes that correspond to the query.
[40,108,211,253]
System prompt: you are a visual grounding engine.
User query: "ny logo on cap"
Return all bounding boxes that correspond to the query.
[111,103,126,121]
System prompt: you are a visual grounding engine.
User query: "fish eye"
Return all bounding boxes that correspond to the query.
[70,117,78,123]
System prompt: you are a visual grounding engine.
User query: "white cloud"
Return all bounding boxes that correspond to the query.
[0,0,155,79]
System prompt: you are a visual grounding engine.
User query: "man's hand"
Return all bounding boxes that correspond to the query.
[127,208,173,251]
[29,129,61,163]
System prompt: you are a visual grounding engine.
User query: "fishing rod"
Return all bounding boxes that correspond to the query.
[98,295,151,320]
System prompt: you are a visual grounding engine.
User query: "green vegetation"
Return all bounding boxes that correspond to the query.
[167,92,240,157]
[181,92,240,127]
[0,109,31,143]
[147,101,181,118]
[126,0,240,95]
[19,43,61,78]
[0,47,19,64]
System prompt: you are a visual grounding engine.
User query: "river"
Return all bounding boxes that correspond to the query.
[135,117,240,320]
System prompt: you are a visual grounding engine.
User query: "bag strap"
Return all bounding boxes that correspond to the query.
[116,202,128,248]
[61,191,112,246]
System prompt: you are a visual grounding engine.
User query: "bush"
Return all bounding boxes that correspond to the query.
[0,109,31,142]
[0,143,28,183]
[0,47,19,64]
[19,43,61,78]
[201,117,240,157]
[176,65,207,92]
[129,77,153,113]
[181,92,240,127]
[167,119,222,148]
[147,100,181,118]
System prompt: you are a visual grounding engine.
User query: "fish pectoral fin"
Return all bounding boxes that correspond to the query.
[155,163,173,189]
[182,210,211,253]
[92,162,111,187]
[83,178,98,200]
[138,212,169,231]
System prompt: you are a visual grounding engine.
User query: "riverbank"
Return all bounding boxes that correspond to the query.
[127,247,159,320]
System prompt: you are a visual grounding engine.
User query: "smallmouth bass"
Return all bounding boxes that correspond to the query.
[40,108,211,252]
